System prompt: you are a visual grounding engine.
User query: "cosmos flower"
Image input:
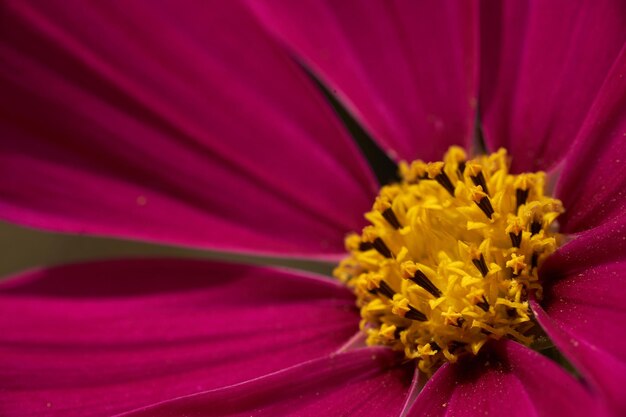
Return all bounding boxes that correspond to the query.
[1,1,625,416]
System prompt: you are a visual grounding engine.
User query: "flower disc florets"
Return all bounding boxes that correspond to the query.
[334,147,564,375]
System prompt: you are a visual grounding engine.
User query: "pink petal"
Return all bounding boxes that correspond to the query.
[480,0,626,172]
[555,44,626,233]
[118,347,412,417]
[0,0,377,259]
[399,363,422,417]
[532,215,626,415]
[0,259,359,417]
[247,0,479,161]
[407,340,602,417]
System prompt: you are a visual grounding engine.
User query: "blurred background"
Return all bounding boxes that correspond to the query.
[0,220,333,279]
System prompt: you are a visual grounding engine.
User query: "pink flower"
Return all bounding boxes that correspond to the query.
[1,1,625,416]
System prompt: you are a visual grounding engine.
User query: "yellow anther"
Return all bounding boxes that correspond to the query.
[520,201,543,221]
[379,185,400,201]
[442,347,460,363]
[344,233,362,251]
[379,323,397,340]
[444,146,467,165]
[467,244,482,261]
[465,161,483,177]
[426,161,445,179]
[470,339,488,355]
[364,272,383,291]
[441,308,464,327]
[506,254,527,275]
[362,299,388,316]
[362,226,379,243]
[514,173,538,190]
[365,328,382,345]
[467,288,487,304]
[505,216,525,235]
[399,160,428,183]
[391,294,411,317]
[373,196,392,212]
[400,261,418,280]
[530,236,558,255]
[469,185,488,203]
[417,343,439,357]
[335,147,564,375]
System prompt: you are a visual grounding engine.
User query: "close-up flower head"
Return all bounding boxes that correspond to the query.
[1,1,625,416]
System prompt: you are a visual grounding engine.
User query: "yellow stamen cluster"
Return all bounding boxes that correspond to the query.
[334,147,564,375]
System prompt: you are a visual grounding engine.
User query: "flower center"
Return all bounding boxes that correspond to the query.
[334,147,564,375]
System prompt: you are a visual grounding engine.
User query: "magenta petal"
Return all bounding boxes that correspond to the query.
[0,0,377,258]
[119,347,412,417]
[0,259,359,417]
[480,0,626,172]
[532,216,626,414]
[399,363,421,417]
[407,340,602,417]
[248,0,479,161]
[555,45,626,233]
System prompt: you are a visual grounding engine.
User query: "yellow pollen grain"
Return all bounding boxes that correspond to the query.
[334,146,564,375]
